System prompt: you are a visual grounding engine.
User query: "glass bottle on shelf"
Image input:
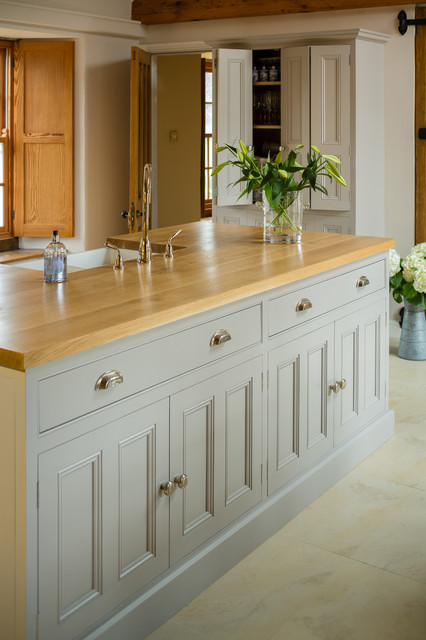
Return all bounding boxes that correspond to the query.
[259,66,268,82]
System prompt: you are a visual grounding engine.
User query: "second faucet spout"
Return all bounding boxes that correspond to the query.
[138,163,152,264]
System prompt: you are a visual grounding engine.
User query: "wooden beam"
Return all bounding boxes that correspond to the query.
[132,0,416,25]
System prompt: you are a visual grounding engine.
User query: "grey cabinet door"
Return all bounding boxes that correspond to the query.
[38,398,169,640]
[169,357,262,564]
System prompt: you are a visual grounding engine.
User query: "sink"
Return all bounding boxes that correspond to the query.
[6,247,140,272]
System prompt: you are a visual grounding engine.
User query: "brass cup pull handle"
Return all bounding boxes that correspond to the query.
[356,276,370,288]
[296,298,313,312]
[95,370,124,390]
[160,481,176,496]
[210,329,231,346]
[174,473,189,489]
[329,379,347,393]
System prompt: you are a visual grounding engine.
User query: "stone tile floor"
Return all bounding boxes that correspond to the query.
[146,338,426,640]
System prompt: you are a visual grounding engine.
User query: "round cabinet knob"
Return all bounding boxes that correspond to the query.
[160,481,176,496]
[296,298,313,312]
[329,379,347,393]
[356,276,370,288]
[95,370,124,390]
[210,329,231,346]
[330,381,341,393]
[174,473,189,489]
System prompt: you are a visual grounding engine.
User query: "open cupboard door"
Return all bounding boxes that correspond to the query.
[129,47,151,233]
[14,41,74,237]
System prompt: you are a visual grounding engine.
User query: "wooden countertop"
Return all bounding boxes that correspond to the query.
[0,222,393,371]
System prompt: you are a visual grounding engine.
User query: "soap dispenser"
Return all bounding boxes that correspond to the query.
[44,230,68,283]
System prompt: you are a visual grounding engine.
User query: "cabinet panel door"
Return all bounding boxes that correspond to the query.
[268,324,334,495]
[334,298,386,444]
[170,357,262,564]
[215,48,252,207]
[282,47,310,162]
[310,45,351,212]
[38,399,169,640]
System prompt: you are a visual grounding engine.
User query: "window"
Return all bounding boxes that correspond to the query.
[0,39,74,241]
[201,58,212,217]
[0,42,12,238]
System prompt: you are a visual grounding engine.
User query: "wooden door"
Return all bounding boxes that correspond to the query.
[416,5,426,243]
[169,357,262,564]
[129,47,151,233]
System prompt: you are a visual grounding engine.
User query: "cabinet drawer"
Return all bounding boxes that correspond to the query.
[268,259,385,337]
[38,304,262,433]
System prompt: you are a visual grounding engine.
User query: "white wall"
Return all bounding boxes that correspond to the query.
[0,0,144,252]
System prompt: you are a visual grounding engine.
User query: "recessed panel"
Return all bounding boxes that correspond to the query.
[276,357,300,469]
[307,342,327,448]
[183,399,214,533]
[225,380,252,505]
[118,427,155,578]
[58,454,101,620]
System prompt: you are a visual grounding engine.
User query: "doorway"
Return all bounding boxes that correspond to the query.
[154,52,212,228]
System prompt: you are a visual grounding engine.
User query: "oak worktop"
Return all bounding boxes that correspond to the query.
[0,222,393,371]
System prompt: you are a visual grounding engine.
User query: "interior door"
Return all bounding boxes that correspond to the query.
[129,47,151,233]
[214,48,252,207]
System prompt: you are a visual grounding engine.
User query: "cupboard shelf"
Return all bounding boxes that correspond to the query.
[253,81,281,86]
[253,125,281,130]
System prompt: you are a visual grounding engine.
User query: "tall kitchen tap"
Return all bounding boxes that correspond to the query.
[138,163,152,263]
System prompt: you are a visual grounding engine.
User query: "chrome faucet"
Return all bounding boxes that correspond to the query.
[138,163,152,264]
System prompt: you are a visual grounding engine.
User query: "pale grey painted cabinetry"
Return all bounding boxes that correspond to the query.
[21,254,393,640]
[213,31,388,237]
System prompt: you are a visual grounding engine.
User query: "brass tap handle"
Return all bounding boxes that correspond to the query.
[164,229,182,259]
[104,242,124,270]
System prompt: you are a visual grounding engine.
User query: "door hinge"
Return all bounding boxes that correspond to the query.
[213,186,218,198]
[385,311,388,327]
[214,58,217,68]
[12,210,15,220]
[261,372,263,392]
[36,481,39,509]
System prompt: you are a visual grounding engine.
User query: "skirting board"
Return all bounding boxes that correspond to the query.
[86,409,395,640]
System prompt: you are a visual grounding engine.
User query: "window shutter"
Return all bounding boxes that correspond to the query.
[14,41,74,237]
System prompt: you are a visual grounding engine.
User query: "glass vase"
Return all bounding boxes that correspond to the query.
[262,191,304,244]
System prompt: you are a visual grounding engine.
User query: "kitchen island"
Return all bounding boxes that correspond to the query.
[0,222,394,640]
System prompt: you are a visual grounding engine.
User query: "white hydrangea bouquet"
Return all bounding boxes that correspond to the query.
[389,244,426,309]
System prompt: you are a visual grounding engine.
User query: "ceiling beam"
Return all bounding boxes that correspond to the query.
[132,0,416,26]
